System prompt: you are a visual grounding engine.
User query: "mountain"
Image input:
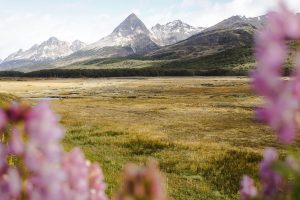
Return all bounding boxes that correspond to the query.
[0,13,267,73]
[151,20,205,46]
[58,17,256,77]
[61,13,159,64]
[0,59,2,64]
[85,13,158,53]
[1,37,86,70]
[70,40,87,52]
[204,15,266,32]
[147,14,263,61]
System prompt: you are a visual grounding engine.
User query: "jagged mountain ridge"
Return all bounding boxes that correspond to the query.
[151,20,205,46]
[1,37,86,70]
[204,15,267,32]
[146,14,268,60]
[147,21,256,60]
[55,13,159,66]
[70,40,87,52]
[4,37,86,63]
[85,13,157,53]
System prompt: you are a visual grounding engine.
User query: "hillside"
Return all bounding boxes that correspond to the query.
[147,25,254,60]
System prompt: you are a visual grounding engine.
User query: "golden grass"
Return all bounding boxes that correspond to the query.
[0,77,279,199]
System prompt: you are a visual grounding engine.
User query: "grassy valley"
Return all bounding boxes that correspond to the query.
[0,77,283,199]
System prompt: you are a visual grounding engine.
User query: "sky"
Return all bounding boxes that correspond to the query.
[1,0,300,59]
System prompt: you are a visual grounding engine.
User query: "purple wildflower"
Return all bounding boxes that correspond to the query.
[240,175,257,200]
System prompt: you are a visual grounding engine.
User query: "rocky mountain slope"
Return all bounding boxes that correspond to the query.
[56,13,159,66]
[4,37,86,62]
[1,37,86,70]
[70,40,87,52]
[204,15,266,32]
[146,14,264,60]
[87,13,155,51]
[151,20,205,46]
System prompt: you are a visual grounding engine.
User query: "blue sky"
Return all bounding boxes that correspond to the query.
[1,0,300,59]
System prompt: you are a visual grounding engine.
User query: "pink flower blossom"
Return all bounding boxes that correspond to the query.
[6,102,29,122]
[8,128,24,155]
[63,148,89,200]
[252,3,300,144]
[0,168,21,200]
[0,144,7,173]
[240,175,257,200]
[0,102,108,200]
[259,148,283,200]
[0,109,7,131]
[115,160,167,200]
[88,164,107,200]
[25,103,64,143]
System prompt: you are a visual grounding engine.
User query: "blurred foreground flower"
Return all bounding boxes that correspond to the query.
[241,3,300,200]
[252,3,300,144]
[240,175,257,200]
[259,148,284,199]
[115,160,168,200]
[0,102,107,200]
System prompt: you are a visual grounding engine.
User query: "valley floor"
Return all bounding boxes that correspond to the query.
[0,77,278,199]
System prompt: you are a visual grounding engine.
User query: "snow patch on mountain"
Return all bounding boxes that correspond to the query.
[151,20,205,46]
[70,40,87,52]
[84,13,158,54]
[86,14,156,52]
[4,37,86,62]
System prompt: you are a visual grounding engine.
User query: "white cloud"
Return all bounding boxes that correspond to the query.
[0,11,121,59]
[1,0,300,59]
[159,0,300,28]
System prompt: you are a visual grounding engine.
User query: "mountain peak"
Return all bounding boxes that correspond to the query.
[112,13,150,36]
[2,37,84,64]
[169,20,183,24]
[47,37,59,43]
[41,37,64,46]
[204,14,266,32]
[128,13,138,19]
[151,20,204,46]
[71,40,86,51]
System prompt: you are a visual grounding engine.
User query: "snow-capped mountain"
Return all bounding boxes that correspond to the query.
[59,13,160,65]
[0,13,271,72]
[85,13,158,54]
[70,40,87,52]
[4,37,86,63]
[151,20,205,46]
[148,14,259,60]
[0,59,2,64]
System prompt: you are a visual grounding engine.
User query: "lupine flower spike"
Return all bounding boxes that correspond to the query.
[252,3,300,144]
[0,102,107,200]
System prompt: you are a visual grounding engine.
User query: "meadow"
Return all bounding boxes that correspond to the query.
[0,77,278,199]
